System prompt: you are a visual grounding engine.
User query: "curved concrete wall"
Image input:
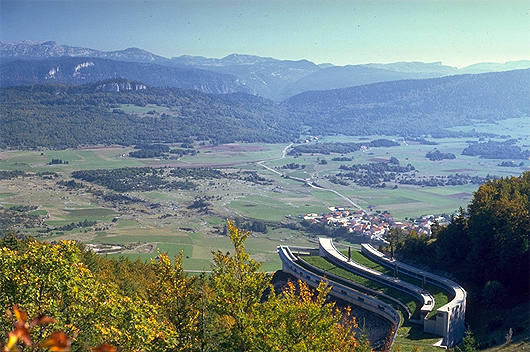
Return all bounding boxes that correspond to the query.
[361,243,467,348]
[318,238,435,318]
[277,245,400,345]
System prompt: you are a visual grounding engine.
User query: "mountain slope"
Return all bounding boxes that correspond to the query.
[0,40,169,63]
[0,57,249,94]
[280,62,459,98]
[282,69,530,137]
[460,60,530,74]
[169,53,321,100]
[0,80,298,149]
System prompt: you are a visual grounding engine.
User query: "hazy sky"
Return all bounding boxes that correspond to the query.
[1,0,529,67]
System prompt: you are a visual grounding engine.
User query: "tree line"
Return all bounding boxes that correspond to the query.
[287,139,399,156]
[462,140,530,159]
[71,167,200,193]
[393,171,529,296]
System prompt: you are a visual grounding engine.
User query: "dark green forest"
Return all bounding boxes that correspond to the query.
[0,82,298,149]
[462,140,530,159]
[396,171,529,295]
[1,69,529,150]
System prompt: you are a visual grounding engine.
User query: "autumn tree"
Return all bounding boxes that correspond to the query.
[0,239,158,352]
[207,221,271,351]
[254,279,371,352]
[148,251,204,351]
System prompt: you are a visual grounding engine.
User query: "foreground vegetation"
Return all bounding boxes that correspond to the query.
[0,221,372,352]
[2,174,527,351]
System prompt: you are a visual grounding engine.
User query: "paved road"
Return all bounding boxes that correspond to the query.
[258,143,366,213]
[306,181,366,213]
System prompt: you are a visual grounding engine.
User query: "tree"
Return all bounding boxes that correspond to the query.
[481,281,506,306]
[207,221,271,351]
[456,330,478,352]
[254,280,370,352]
[386,228,405,259]
[148,251,204,351]
[389,156,399,165]
[400,230,427,258]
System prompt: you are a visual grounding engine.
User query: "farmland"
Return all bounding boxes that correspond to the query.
[1,116,529,271]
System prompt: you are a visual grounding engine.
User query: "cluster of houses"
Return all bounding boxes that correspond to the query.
[302,206,447,241]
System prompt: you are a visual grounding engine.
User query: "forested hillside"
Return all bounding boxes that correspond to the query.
[387,172,530,348]
[282,69,530,137]
[0,82,298,149]
[396,171,529,294]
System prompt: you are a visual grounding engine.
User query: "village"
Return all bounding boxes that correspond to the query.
[301,206,449,241]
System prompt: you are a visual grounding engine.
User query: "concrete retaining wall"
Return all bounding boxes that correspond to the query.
[277,245,400,345]
[318,238,435,319]
[361,243,467,348]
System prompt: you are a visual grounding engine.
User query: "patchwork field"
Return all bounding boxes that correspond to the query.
[1,120,528,271]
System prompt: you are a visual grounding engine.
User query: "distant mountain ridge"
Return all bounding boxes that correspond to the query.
[0,56,249,95]
[280,62,460,98]
[168,53,321,100]
[1,40,530,100]
[0,40,169,63]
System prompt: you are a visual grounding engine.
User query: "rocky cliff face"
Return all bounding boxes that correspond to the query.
[0,57,249,94]
[96,81,147,92]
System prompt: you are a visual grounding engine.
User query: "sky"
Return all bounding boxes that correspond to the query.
[1,0,529,68]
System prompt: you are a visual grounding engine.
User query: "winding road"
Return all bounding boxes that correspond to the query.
[258,143,367,213]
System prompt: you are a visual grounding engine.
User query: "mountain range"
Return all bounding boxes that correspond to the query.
[2,41,529,100]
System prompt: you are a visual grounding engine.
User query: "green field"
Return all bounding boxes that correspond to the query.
[117,104,170,114]
[1,124,528,272]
